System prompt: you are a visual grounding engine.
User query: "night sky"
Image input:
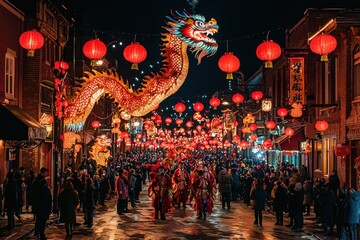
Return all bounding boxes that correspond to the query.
[75,0,356,118]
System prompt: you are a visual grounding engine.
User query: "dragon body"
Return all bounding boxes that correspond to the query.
[64,11,218,130]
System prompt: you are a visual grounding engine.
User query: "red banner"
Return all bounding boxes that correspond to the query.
[289,57,305,105]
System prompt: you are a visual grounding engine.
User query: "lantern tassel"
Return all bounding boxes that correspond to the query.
[264,61,273,68]
[27,50,35,57]
[320,54,328,61]
[131,63,139,70]
[226,73,233,80]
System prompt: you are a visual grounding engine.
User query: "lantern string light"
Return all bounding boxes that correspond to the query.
[90,111,115,120]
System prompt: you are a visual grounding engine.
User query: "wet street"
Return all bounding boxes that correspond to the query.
[17,184,325,240]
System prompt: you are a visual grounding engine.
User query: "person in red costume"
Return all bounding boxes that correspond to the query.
[172,161,190,209]
[149,165,172,220]
[193,168,214,220]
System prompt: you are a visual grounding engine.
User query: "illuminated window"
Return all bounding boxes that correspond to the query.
[5,50,16,99]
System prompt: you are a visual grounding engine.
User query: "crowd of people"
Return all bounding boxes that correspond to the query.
[1,149,360,240]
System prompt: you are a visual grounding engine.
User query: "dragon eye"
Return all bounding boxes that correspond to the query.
[195,21,205,27]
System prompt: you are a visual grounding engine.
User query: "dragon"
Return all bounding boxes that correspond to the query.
[64,11,218,131]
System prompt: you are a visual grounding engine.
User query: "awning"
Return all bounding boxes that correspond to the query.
[274,126,305,151]
[0,104,46,140]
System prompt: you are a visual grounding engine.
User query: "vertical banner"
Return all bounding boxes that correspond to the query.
[289,57,305,105]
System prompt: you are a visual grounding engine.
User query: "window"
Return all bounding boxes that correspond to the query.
[5,50,16,99]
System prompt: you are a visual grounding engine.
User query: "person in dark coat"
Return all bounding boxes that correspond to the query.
[303,177,312,216]
[329,170,340,199]
[231,168,241,201]
[286,184,295,228]
[343,188,360,240]
[292,181,304,232]
[272,180,287,225]
[25,170,35,210]
[320,182,336,236]
[336,187,347,240]
[4,171,18,230]
[59,180,80,238]
[30,167,51,238]
[83,177,94,228]
[218,167,233,210]
[250,180,267,226]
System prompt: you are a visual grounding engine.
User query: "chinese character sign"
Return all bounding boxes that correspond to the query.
[289,57,305,105]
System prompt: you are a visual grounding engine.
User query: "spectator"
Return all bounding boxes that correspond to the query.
[343,188,360,240]
[218,166,232,210]
[272,180,287,225]
[36,178,52,240]
[59,180,80,239]
[320,182,336,236]
[83,177,95,228]
[250,180,267,227]
[4,171,18,230]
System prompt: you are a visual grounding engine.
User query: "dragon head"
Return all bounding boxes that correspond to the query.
[166,11,218,64]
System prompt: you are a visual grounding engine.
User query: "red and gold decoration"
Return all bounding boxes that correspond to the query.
[90,134,111,166]
[111,115,121,133]
[218,52,240,80]
[64,12,219,129]
[19,29,44,57]
[309,33,337,61]
[209,97,221,110]
[63,132,82,149]
[289,102,303,118]
[82,38,107,66]
[123,42,147,70]
[315,120,329,135]
[256,40,281,68]
[289,57,305,105]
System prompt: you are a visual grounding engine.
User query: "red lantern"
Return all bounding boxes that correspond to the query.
[277,108,288,120]
[256,40,281,68]
[91,120,101,129]
[263,139,272,149]
[121,132,129,139]
[165,117,172,126]
[251,91,263,102]
[335,145,351,157]
[233,135,241,142]
[232,93,244,106]
[19,30,44,57]
[249,123,257,132]
[123,42,147,70]
[186,121,193,128]
[54,61,69,73]
[240,140,250,149]
[83,38,107,66]
[175,118,183,126]
[265,120,276,130]
[285,127,295,137]
[209,97,221,110]
[218,52,240,80]
[155,117,162,126]
[309,33,337,61]
[174,102,186,116]
[315,120,329,135]
[193,102,204,112]
[250,133,258,141]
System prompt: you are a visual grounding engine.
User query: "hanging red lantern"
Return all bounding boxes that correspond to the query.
[232,93,244,106]
[233,135,241,142]
[251,91,263,102]
[250,133,258,141]
[218,52,240,80]
[19,29,44,57]
[285,127,295,137]
[277,108,288,120]
[155,117,162,126]
[123,42,147,70]
[174,102,186,116]
[315,120,329,135]
[265,120,276,130]
[54,61,69,73]
[240,140,250,149]
[83,38,107,66]
[91,120,101,129]
[193,102,204,112]
[165,117,172,126]
[309,33,337,61]
[263,139,272,149]
[249,123,257,132]
[186,121,193,128]
[209,97,221,110]
[175,118,183,126]
[256,40,281,68]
